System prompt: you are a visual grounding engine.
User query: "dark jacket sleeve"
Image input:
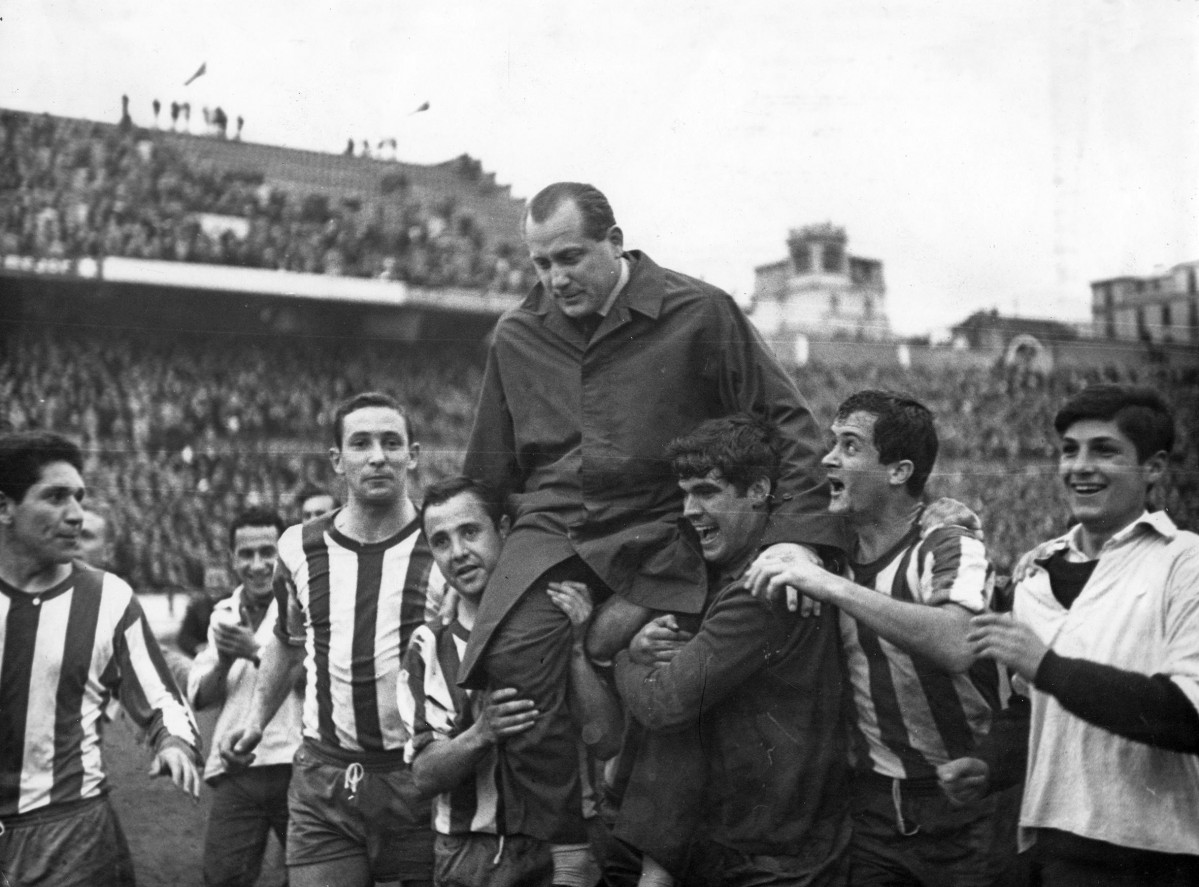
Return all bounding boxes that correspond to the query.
[1034,651,1199,754]
[463,325,524,499]
[975,691,1031,792]
[614,583,787,732]
[712,296,847,554]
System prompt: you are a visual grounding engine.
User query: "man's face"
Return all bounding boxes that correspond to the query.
[231,524,280,601]
[679,470,769,567]
[524,199,623,319]
[301,494,336,522]
[1059,418,1162,539]
[424,492,507,600]
[822,411,893,518]
[78,510,113,568]
[0,461,86,568]
[331,406,418,506]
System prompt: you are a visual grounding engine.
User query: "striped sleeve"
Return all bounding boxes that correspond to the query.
[272,546,306,647]
[399,624,449,763]
[917,526,991,612]
[107,578,202,761]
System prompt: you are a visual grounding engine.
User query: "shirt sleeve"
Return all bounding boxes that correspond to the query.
[709,296,847,554]
[918,526,992,613]
[399,626,460,763]
[1034,651,1199,754]
[185,599,226,707]
[272,557,306,647]
[614,583,790,732]
[1163,542,1199,715]
[111,585,203,762]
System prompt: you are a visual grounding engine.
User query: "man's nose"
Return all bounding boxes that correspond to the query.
[550,264,570,291]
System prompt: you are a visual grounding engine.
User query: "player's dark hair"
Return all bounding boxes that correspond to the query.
[525,182,617,242]
[420,476,507,532]
[1053,384,1174,462]
[0,431,84,504]
[331,391,415,448]
[668,413,783,496]
[298,485,339,510]
[228,507,285,551]
[835,390,938,497]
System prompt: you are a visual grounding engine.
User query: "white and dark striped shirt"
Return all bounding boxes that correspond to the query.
[400,619,501,835]
[0,564,201,817]
[843,524,1000,780]
[275,511,445,754]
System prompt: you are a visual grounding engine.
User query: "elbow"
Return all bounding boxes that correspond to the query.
[409,763,444,801]
[939,645,976,675]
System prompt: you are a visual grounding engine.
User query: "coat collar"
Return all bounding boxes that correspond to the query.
[519,250,668,343]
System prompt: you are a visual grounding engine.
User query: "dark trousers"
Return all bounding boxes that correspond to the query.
[1032,829,1199,887]
[483,558,597,844]
[202,764,292,887]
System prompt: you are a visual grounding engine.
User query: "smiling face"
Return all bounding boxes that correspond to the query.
[1059,418,1163,546]
[678,470,770,567]
[0,460,86,570]
[330,406,418,507]
[423,491,508,600]
[524,199,623,319]
[231,524,280,602]
[822,411,899,519]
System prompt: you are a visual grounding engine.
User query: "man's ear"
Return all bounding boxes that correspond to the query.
[1142,450,1168,488]
[329,446,344,477]
[498,514,511,540]
[748,476,771,506]
[0,491,11,526]
[889,460,914,489]
[606,225,624,253]
[407,442,421,470]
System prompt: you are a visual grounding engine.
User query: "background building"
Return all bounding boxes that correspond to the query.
[1091,260,1199,346]
[750,223,889,357]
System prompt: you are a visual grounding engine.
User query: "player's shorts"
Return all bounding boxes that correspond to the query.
[287,739,433,882]
[433,833,553,887]
[0,795,136,887]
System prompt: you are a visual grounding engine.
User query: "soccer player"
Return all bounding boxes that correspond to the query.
[219,392,445,887]
[188,506,298,887]
[615,415,850,886]
[0,431,202,887]
[939,385,1199,885]
[745,390,1006,886]
[460,181,843,848]
[400,476,621,887]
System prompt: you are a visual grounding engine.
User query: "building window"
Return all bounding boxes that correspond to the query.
[1190,300,1198,341]
[1190,269,1197,295]
[1136,306,1148,340]
[829,294,840,315]
[1161,303,1172,343]
[790,242,812,274]
[823,244,843,273]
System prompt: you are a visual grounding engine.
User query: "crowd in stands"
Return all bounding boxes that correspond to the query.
[2,321,1195,594]
[0,109,532,292]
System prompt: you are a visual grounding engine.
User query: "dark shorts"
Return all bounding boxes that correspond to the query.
[433,833,552,887]
[286,741,434,882]
[0,795,136,887]
[683,840,850,887]
[203,764,291,887]
[848,772,1010,887]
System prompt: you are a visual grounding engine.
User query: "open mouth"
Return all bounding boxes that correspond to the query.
[694,524,719,544]
[1070,482,1105,495]
[828,478,846,494]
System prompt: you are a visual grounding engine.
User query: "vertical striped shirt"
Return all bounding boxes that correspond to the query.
[274,510,445,754]
[0,564,201,817]
[399,619,501,835]
[842,523,1000,779]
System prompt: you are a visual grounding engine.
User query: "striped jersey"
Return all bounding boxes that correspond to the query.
[275,510,445,753]
[399,619,500,835]
[842,523,1001,780]
[0,564,201,817]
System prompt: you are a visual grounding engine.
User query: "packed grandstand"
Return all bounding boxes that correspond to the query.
[1,106,1196,596]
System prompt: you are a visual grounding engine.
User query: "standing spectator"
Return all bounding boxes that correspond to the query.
[297,485,338,523]
[79,503,117,570]
[941,385,1199,885]
[747,391,1007,887]
[152,98,161,128]
[189,507,298,887]
[177,566,233,658]
[235,116,244,141]
[0,431,202,887]
[170,101,180,131]
[459,181,843,849]
[220,392,445,887]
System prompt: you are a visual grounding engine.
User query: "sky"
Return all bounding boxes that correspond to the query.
[2,0,1196,335]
